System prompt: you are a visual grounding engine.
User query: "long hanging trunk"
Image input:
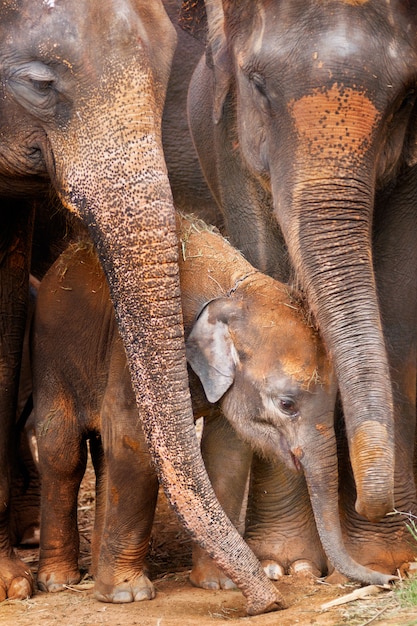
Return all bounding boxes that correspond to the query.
[276,172,395,523]
[48,57,282,615]
[302,427,394,585]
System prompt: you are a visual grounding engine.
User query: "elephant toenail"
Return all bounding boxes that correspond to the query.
[113,591,133,603]
[262,562,285,580]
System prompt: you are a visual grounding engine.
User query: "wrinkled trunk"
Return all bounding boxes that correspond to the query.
[277,172,395,523]
[46,57,281,615]
[302,424,394,585]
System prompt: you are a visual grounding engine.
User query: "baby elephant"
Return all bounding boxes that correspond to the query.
[32,214,393,603]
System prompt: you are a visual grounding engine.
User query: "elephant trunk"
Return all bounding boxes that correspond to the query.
[279,174,395,523]
[300,424,394,585]
[48,57,281,615]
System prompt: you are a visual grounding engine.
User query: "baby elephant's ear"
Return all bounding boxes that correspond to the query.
[186,299,240,403]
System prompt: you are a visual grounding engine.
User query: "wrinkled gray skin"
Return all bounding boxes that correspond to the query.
[0,1,282,613]
[32,214,393,604]
[182,0,417,575]
[162,0,221,229]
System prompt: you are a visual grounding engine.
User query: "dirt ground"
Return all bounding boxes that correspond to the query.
[3,461,417,626]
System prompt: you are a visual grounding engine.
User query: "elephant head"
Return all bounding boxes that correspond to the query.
[183,0,417,523]
[0,0,282,613]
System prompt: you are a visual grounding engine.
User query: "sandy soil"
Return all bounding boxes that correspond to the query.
[3,462,417,626]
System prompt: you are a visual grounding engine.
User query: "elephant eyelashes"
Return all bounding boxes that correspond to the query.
[249,71,269,101]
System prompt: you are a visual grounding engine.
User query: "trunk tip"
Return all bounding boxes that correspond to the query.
[246,587,288,615]
[355,496,395,523]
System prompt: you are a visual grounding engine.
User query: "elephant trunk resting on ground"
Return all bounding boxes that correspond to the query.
[31,214,394,605]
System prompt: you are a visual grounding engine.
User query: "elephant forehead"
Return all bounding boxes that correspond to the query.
[288,83,380,162]
[243,319,329,389]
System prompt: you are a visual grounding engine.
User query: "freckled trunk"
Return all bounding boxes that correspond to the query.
[302,426,393,585]
[282,174,395,523]
[48,58,281,615]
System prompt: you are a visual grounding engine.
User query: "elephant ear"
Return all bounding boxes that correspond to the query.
[404,101,417,168]
[180,0,232,123]
[186,298,241,403]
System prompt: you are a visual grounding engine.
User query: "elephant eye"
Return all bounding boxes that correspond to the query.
[31,79,54,92]
[278,396,299,418]
[396,89,416,116]
[250,71,268,99]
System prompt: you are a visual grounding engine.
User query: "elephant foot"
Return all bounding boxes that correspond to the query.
[344,539,415,577]
[0,554,34,600]
[246,516,327,580]
[260,557,322,580]
[94,572,155,603]
[190,546,237,590]
[37,566,81,593]
[342,509,417,576]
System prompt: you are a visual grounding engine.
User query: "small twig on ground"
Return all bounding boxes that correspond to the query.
[320,585,390,610]
[63,581,94,592]
[359,603,390,626]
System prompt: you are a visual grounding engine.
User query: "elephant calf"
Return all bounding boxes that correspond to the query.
[32,214,393,603]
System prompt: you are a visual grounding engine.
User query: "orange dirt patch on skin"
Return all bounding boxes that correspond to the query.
[318,0,369,4]
[315,423,332,439]
[288,83,380,168]
[350,420,392,467]
[122,434,141,452]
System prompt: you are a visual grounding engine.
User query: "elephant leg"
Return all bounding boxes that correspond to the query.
[190,410,252,591]
[0,201,34,600]
[36,394,87,592]
[93,371,159,604]
[339,167,417,575]
[36,395,87,592]
[9,418,40,547]
[245,456,327,579]
[89,433,105,579]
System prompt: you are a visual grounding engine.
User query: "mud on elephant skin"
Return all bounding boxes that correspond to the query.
[0,1,283,614]
[181,0,417,575]
[31,213,394,607]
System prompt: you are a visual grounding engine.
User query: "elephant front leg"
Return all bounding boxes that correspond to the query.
[245,456,327,579]
[0,201,34,600]
[93,418,159,604]
[37,417,87,592]
[191,411,253,590]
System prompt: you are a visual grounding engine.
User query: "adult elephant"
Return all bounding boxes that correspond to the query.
[182,0,417,574]
[0,0,282,614]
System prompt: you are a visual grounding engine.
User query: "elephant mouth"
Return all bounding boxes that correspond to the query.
[278,434,303,473]
[290,451,302,472]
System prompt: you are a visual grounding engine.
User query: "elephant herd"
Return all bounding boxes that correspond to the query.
[0,0,416,617]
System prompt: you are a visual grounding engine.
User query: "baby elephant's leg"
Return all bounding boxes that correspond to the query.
[191,409,252,590]
[246,456,327,579]
[36,391,87,592]
[93,370,159,604]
